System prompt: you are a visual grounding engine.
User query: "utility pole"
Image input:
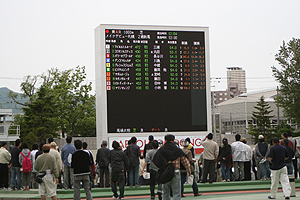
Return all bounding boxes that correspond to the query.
[212,92,216,142]
[277,86,280,125]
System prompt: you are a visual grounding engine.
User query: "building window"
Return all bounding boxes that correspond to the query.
[224,93,227,95]
[224,98,227,100]
[219,98,223,101]
[220,93,223,96]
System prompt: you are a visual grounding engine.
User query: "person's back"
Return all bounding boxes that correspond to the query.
[61,136,76,189]
[96,140,110,188]
[268,137,291,199]
[35,153,58,176]
[49,143,62,172]
[110,141,128,199]
[34,144,59,200]
[270,144,288,170]
[71,140,93,200]
[231,141,247,161]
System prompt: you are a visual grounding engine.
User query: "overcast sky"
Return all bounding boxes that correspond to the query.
[1,0,300,93]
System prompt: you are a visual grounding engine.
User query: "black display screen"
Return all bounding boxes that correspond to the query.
[105,29,207,133]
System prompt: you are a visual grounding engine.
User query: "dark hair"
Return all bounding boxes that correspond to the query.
[39,142,45,150]
[273,137,279,144]
[66,136,72,143]
[235,134,241,141]
[83,142,88,149]
[152,140,159,149]
[131,136,137,144]
[207,133,213,140]
[165,134,175,142]
[112,141,120,150]
[22,142,28,149]
[287,131,293,137]
[32,143,38,150]
[15,139,21,147]
[269,138,274,146]
[283,138,289,146]
[185,137,191,143]
[74,140,83,150]
[42,144,50,153]
[258,138,265,143]
[148,135,154,141]
[102,140,108,146]
[48,137,54,144]
[1,141,7,147]
[222,138,228,146]
[282,132,288,138]
[128,139,132,145]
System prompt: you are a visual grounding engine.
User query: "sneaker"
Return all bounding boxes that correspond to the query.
[151,196,155,200]
[135,184,140,188]
[285,197,290,199]
[227,179,231,182]
[129,185,133,188]
[4,188,12,191]
[112,196,118,199]
[268,196,276,199]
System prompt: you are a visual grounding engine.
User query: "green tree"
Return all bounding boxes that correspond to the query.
[272,37,300,126]
[273,121,294,139]
[248,95,274,142]
[20,85,59,145]
[10,66,96,142]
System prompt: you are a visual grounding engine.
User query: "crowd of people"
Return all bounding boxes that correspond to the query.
[0,131,299,200]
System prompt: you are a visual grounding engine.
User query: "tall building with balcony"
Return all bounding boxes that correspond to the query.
[227,67,246,94]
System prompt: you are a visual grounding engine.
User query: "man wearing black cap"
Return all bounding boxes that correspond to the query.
[153,134,191,200]
[0,142,11,190]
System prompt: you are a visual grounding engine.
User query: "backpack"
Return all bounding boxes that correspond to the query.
[20,151,32,173]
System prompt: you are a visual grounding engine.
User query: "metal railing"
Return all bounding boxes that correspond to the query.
[0,125,20,136]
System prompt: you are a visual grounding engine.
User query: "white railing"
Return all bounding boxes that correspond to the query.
[0,125,20,136]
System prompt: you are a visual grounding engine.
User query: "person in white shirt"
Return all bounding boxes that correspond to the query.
[231,134,248,181]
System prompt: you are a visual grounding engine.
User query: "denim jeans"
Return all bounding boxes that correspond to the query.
[63,164,74,189]
[221,161,231,180]
[180,172,199,195]
[74,175,92,200]
[128,165,139,185]
[258,157,271,179]
[11,167,22,189]
[111,169,125,199]
[163,169,181,200]
[285,162,294,175]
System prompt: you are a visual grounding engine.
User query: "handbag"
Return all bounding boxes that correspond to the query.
[157,162,174,184]
[143,172,150,179]
[35,174,46,184]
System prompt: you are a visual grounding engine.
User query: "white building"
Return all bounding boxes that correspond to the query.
[0,109,20,142]
[215,89,285,135]
[227,67,247,94]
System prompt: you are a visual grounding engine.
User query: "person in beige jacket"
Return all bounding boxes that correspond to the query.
[181,141,201,197]
[49,142,62,172]
[200,133,219,183]
[0,142,11,190]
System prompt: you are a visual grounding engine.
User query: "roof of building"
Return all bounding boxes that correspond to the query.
[217,89,277,106]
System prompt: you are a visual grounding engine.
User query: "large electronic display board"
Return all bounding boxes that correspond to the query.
[95,25,211,144]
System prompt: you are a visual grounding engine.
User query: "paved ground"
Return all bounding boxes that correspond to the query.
[0,180,299,200]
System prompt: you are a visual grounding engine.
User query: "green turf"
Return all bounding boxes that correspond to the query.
[0,180,299,199]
